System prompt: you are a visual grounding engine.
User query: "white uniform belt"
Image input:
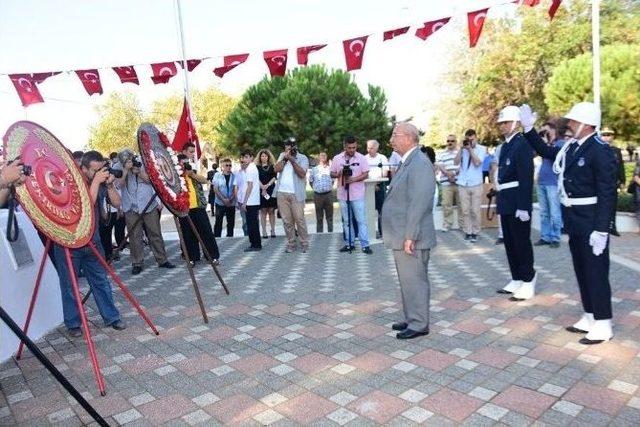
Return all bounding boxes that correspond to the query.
[561,196,597,207]
[497,181,519,191]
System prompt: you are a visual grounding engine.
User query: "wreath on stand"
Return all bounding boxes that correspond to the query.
[137,123,190,217]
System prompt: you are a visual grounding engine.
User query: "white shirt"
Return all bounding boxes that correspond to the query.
[366,153,388,179]
[401,146,418,163]
[242,163,261,206]
[234,167,246,206]
[456,144,487,187]
[278,161,295,194]
[389,151,402,172]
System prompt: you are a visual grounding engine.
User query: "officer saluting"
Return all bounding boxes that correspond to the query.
[520,102,617,344]
[494,106,537,301]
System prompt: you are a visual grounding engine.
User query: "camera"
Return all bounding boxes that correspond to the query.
[538,130,549,139]
[487,188,498,199]
[106,167,123,179]
[462,139,470,147]
[182,162,193,172]
[289,146,298,158]
[132,157,142,168]
[7,159,32,176]
[342,163,353,178]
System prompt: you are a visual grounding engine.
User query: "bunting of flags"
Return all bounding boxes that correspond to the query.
[7,0,563,107]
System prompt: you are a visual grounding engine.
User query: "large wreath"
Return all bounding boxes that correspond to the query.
[137,123,190,217]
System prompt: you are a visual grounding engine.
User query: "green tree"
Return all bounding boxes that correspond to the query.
[149,87,236,157]
[87,92,144,154]
[544,44,640,140]
[429,0,640,142]
[218,65,392,157]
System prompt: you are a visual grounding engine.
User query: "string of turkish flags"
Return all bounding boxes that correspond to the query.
[7,0,562,107]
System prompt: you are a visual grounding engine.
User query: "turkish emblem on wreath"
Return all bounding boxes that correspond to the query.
[2,121,94,248]
[137,123,190,217]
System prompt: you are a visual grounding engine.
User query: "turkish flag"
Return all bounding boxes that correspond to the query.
[264,49,288,77]
[467,8,489,48]
[172,97,201,158]
[296,45,326,66]
[521,0,540,6]
[178,59,202,72]
[213,54,249,78]
[343,36,368,71]
[31,72,60,84]
[113,66,139,85]
[9,74,44,107]
[383,26,409,41]
[75,69,103,95]
[549,0,562,19]
[150,62,178,84]
[415,18,450,41]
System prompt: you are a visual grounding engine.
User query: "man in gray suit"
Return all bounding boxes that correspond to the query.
[381,123,437,339]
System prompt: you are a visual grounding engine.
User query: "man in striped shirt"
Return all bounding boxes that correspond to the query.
[435,135,461,231]
[309,152,334,233]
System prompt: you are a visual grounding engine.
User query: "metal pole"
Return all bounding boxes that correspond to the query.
[175,0,193,107]
[592,0,601,116]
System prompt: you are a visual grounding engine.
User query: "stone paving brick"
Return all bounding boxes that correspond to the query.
[347,390,409,424]
[491,385,556,418]
[564,381,629,415]
[421,388,483,422]
[275,391,337,423]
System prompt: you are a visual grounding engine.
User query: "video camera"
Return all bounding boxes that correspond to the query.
[103,161,123,178]
[462,138,470,147]
[7,159,32,176]
[132,157,142,168]
[342,159,359,178]
[182,161,193,172]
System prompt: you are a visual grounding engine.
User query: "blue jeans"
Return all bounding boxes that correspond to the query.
[53,235,121,329]
[537,184,563,243]
[339,198,369,248]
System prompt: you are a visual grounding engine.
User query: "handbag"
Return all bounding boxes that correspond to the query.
[627,181,638,195]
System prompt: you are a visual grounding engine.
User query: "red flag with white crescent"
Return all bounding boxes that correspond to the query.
[415,18,450,41]
[31,72,60,84]
[9,74,44,107]
[178,59,202,72]
[343,36,368,71]
[467,8,489,48]
[549,0,562,19]
[296,44,326,66]
[521,0,540,6]
[213,54,249,78]
[383,26,409,41]
[75,69,103,95]
[150,62,178,84]
[172,97,201,158]
[113,66,139,85]
[264,49,288,77]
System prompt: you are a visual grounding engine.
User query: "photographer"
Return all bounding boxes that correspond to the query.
[330,136,372,254]
[53,151,125,337]
[0,158,27,207]
[114,150,174,275]
[454,129,487,242]
[178,143,220,263]
[274,137,309,253]
[435,135,461,232]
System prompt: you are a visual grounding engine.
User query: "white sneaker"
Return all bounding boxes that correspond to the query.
[567,313,594,333]
[511,274,537,300]
[581,319,613,344]
[498,280,522,294]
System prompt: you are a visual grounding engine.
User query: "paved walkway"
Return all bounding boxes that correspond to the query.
[1,229,640,426]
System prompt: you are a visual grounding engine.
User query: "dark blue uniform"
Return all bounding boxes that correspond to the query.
[496,133,535,283]
[523,129,617,319]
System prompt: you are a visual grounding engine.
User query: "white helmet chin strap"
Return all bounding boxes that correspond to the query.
[552,121,586,205]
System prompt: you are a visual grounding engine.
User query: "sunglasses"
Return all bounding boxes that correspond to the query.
[446,140,455,143]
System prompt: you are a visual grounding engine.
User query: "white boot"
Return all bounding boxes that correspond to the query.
[567,313,594,333]
[511,274,537,300]
[581,319,613,344]
[498,280,522,294]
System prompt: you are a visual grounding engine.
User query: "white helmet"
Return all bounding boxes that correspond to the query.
[564,102,601,128]
[497,106,520,123]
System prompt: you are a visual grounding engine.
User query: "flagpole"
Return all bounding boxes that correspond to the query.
[174,0,198,162]
[592,0,601,120]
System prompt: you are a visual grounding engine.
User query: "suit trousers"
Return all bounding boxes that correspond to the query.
[313,191,333,233]
[393,249,431,331]
[179,207,220,261]
[213,204,236,237]
[568,234,612,319]
[125,209,169,267]
[501,214,535,282]
[245,204,262,249]
[458,184,483,234]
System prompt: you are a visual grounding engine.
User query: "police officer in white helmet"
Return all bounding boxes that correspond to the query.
[494,106,537,301]
[520,102,617,344]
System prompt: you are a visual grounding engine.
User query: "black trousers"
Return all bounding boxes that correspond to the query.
[568,234,612,319]
[99,212,126,260]
[374,186,385,235]
[214,204,236,237]
[245,205,262,248]
[179,207,220,261]
[501,214,535,282]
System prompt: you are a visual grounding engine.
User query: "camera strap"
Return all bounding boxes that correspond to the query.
[486,190,496,221]
[5,186,20,243]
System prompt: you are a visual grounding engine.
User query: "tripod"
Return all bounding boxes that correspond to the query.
[342,172,354,254]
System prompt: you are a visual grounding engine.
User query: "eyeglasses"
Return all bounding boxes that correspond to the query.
[391,133,408,138]
[446,140,455,143]
[223,164,232,167]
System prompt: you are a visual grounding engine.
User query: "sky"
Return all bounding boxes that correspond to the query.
[0,0,518,151]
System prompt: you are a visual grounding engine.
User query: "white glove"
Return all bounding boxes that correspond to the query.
[519,104,537,132]
[515,210,530,222]
[589,231,608,256]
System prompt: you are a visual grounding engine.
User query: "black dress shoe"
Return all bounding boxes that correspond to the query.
[565,326,588,334]
[243,246,262,252]
[111,320,127,331]
[339,245,355,252]
[579,337,605,345]
[159,261,176,269]
[396,327,429,340]
[496,289,512,294]
[362,247,373,254]
[131,265,142,275]
[392,322,408,331]
[495,238,504,245]
[534,239,549,246]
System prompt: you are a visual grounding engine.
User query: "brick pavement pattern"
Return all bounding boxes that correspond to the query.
[1,230,640,425]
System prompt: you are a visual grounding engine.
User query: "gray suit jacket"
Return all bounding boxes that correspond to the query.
[381,147,437,250]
